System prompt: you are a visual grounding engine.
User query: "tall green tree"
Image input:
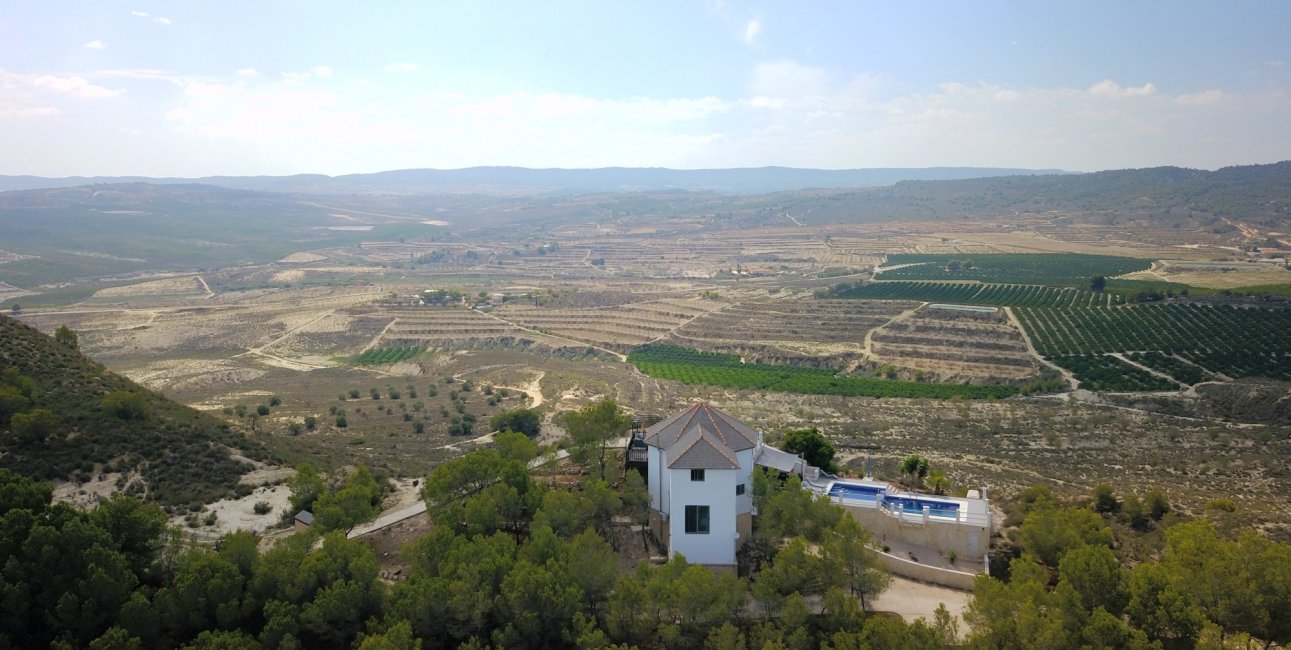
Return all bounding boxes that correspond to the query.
[54,325,79,349]
[313,466,383,532]
[781,427,837,472]
[563,398,631,480]
[490,408,541,438]
[287,463,326,515]
[1018,506,1114,567]
[821,515,891,610]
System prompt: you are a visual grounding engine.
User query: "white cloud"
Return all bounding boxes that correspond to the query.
[153,16,172,25]
[1176,89,1227,105]
[0,69,123,99]
[743,20,762,45]
[83,40,106,50]
[8,54,1288,176]
[96,69,174,82]
[751,61,828,99]
[131,10,148,17]
[385,62,420,73]
[1088,79,1156,98]
[282,66,335,83]
[0,105,60,119]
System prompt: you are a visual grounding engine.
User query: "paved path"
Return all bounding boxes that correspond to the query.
[872,576,972,627]
[347,500,426,539]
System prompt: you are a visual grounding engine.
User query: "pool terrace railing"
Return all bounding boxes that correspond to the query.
[823,482,992,527]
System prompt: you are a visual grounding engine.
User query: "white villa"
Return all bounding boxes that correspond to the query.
[638,402,993,586]
[641,402,762,567]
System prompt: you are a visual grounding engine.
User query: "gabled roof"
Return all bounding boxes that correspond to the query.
[642,402,760,453]
[667,426,741,470]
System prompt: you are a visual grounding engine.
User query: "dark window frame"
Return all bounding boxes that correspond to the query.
[690,469,705,482]
[684,505,710,534]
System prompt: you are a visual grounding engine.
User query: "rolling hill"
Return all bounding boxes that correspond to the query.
[0,313,270,508]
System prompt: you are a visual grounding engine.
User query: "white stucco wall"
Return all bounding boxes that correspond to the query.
[735,449,754,514]
[647,446,667,515]
[667,467,738,565]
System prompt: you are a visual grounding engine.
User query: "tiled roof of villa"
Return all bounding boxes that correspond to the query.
[666,426,741,469]
[642,402,760,453]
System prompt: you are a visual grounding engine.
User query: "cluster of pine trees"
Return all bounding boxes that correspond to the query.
[2,394,1289,649]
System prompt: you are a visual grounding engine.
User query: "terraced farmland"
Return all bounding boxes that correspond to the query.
[836,281,1121,307]
[378,307,531,346]
[1016,303,1291,383]
[869,307,1039,382]
[669,299,913,362]
[676,300,908,341]
[496,298,723,352]
[878,253,1153,286]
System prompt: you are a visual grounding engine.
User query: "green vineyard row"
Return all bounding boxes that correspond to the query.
[628,344,1019,400]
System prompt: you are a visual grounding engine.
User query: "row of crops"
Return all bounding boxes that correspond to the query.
[628,344,1018,400]
[1126,351,1212,385]
[1016,304,1291,382]
[879,253,1153,286]
[836,281,1121,308]
[354,345,426,365]
[1050,355,1179,392]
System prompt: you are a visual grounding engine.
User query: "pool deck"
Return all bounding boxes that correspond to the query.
[817,478,990,527]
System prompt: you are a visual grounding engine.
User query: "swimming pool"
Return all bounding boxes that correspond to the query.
[883,495,960,518]
[827,481,961,518]
[828,482,883,502]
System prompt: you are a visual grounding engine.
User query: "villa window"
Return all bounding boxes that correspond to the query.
[684,505,710,534]
[736,483,745,496]
[690,469,705,482]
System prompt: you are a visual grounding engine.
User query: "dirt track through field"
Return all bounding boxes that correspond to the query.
[1004,306,1076,389]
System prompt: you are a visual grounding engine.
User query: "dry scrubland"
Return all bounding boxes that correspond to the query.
[15,212,1290,539]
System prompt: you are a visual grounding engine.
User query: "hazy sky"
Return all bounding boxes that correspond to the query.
[2,1,1289,176]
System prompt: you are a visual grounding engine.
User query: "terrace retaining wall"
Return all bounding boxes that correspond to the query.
[874,550,979,591]
[841,504,991,560]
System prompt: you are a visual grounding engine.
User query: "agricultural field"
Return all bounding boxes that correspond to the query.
[1127,351,1213,385]
[668,299,912,363]
[877,253,1153,286]
[354,345,426,365]
[1049,354,1180,392]
[1015,304,1291,381]
[494,298,723,352]
[835,281,1121,307]
[628,343,1019,399]
[867,306,1040,383]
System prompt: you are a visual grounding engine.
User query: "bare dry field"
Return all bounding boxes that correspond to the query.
[1120,260,1291,288]
[93,275,208,298]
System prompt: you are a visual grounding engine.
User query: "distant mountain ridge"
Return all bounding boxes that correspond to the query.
[0,165,1069,194]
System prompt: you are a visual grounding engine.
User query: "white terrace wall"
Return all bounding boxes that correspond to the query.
[840,504,991,560]
[875,550,979,591]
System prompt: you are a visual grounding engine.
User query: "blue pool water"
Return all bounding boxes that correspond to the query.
[828,482,960,518]
[828,482,883,502]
